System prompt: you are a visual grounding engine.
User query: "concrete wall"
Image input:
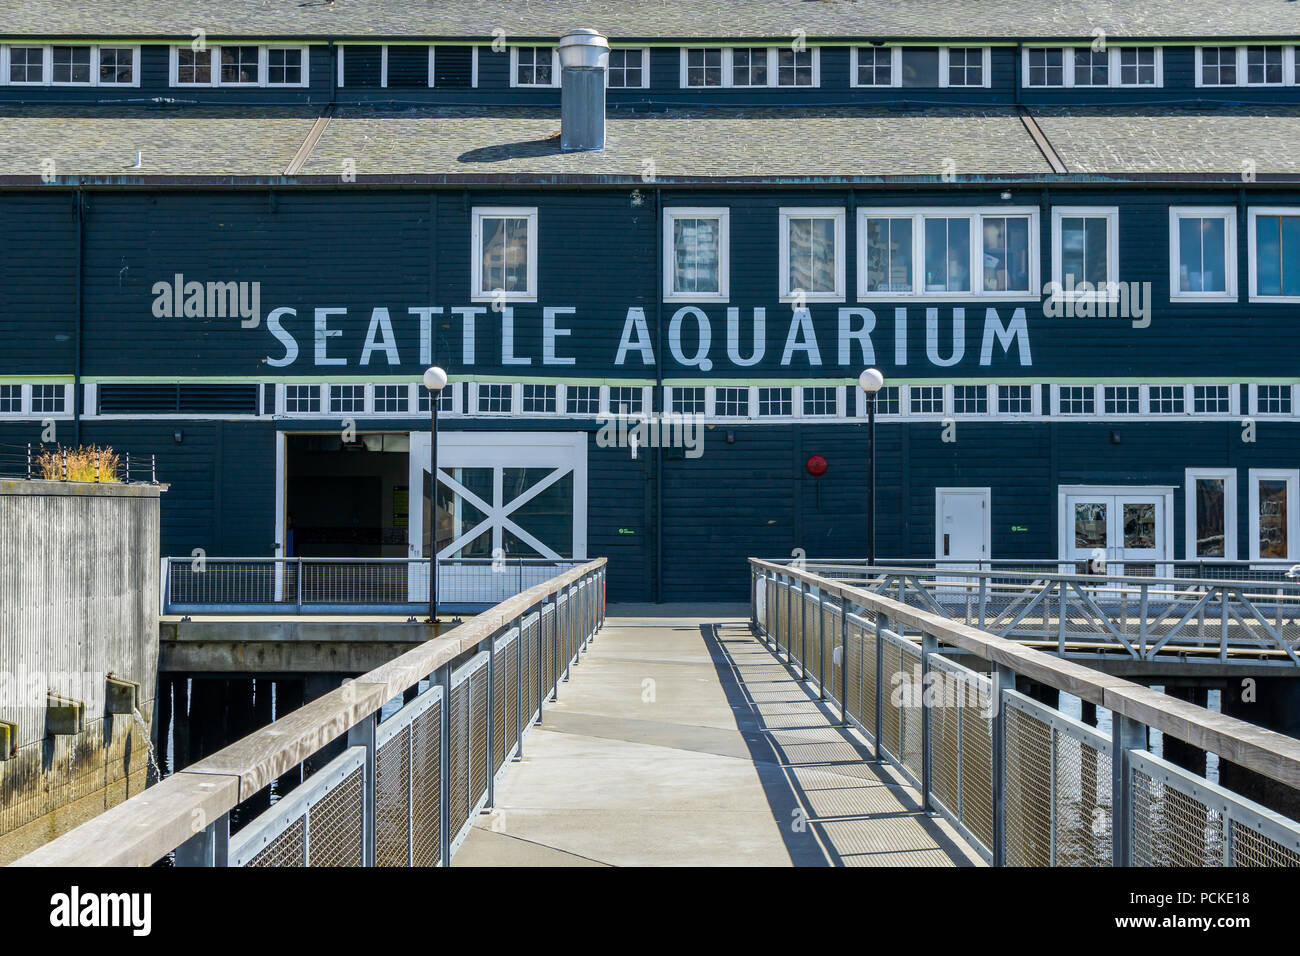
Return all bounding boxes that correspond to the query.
[0,479,163,864]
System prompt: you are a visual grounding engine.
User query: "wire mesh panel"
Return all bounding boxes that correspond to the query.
[375,682,443,867]
[247,817,306,868]
[1232,821,1300,866]
[927,654,994,860]
[308,765,366,866]
[492,636,509,775]
[845,613,864,726]
[449,677,470,839]
[507,635,520,753]
[806,593,824,691]
[880,637,904,766]
[1004,699,1054,866]
[823,598,842,708]
[960,674,995,853]
[375,724,412,866]
[1053,719,1112,866]
[411,696,442,867]
[525,614,540,723]
[898,640,924,781]
[469,659,490,812]
[542,604,557,694]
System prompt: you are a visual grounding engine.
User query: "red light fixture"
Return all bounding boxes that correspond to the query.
[805,454,828,477]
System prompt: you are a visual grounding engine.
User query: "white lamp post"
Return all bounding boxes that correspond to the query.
[858,369,885,567]
[423,367,447,622]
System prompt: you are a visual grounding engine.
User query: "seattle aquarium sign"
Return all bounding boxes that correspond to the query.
[251,303,1033,371]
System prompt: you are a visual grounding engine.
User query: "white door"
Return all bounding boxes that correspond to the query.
[1063,490,1168,576]
[408,432,587,604]
[936,487,990,567]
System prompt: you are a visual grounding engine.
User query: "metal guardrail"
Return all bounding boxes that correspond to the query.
[793,557,1300,583]
[790,562,1300,668]
[13,558,606,867]
[163,556,585,614]
[0,441,159,484]
[751,559,1300,867]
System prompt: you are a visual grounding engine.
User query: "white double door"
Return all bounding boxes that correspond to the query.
[407,431,587,601]
[1061,486,1172,575]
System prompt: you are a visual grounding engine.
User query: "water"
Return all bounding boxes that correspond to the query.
[131,707,163,785]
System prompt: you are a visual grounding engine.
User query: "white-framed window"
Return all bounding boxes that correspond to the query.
[801,386,839,416]
[283,383,323,414]
[713,386,749,417]
[1148,384,1186,415]
[372,384,410,413]
[0,383,73,418]
[858,207,1039,300]
[170,45,309,88]
[1248,207,1300,302]
[951,384,989,415]
[0,384,22,415]
[328,383,366,413]
[565,384,600,415]
[418,381,460,413]
[1023,46,1162,88]
[909,384,945,415]
[1191,384,1233,415]
[510,46,559,87]
[859,384,901,416]
[1185,468,1237,561]
[1197,46,1239,86]
[1196,45,1297,87]
[471,207,538,303]
[1103,385,1140,415]
[757,386,793,417]
[521,383,557,414]
[475,382,514,414]
[29,383,71,415]
[607,385,647,415]
[1249,469,1299,561]
[664,208,729,301]
[606,48,650,89]
[942,47,991,88]
[779,207,845,302]
[994,383,1037,416]
[669,386,706,415]
[1251,383,1295,416]
[1056,384,1096,415]
[1,44,140,87]
[679,47,819,88]
[1051,206,1120,299]
[850,46,897,87]
[1169,207,1237,300]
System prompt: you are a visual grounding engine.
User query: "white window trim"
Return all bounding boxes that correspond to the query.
[471,206,539,303]
[603,385,651,417]
[509,45,560,88]
[1168,206,1238,301]
[1198,45,1298,88]
[605,46,651,89]
[849,45,901,88]
[778,207,846,302]
[992,382,1040,418]
[1022,46,1163,89]
[678,46,820,89]
[0,383,73,419]
[856,206,1041,301]
[948,383,992,418]
[1248,468,1300,563]
[1247,206,1300,303]
[939,46,992,89]
[470,382,519,415]
[663,207,730,302]
[1050,206,1121,302]
[170,44,309,89]
[1249,383,1298,417]
[265,45,312,88]
[1185,467,1238,562]
[2,44,141,88]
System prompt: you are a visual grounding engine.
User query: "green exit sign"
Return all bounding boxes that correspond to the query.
[1011,525,1029,533]
[618,527,637,535]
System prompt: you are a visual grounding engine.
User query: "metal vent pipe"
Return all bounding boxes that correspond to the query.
[558,29,610,152]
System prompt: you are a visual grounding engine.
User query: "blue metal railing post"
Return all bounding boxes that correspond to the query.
[486,632,497,809]
[437,661,452,866]
[991,663,1015,866]
[347,707,377,866]
[1111,713,1146,867]
[840,596,849,727]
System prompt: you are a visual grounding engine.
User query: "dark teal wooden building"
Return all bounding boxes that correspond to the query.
[2,1,1300,601]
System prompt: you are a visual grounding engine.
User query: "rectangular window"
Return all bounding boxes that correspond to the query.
[757,387,793,417]
[565,385,599,416]
[923,216,971,293]
[329,384,365,413]
[952,384,988,415]
[862,216,914,294]
[714,386,749,417]
[1192,384,1231,414]
[909,385,944,415]
[1199,46,1238,86]
[1058,385,1095,415]
[1103,385,1140,415]
[1052,207,1119,295]
[981,215,1032,293]
[801,386,838,416]
[608,387,644,415]
[1250,208,1300,300]
[1149,385,1185,415]
[437,386,456,412]
[1026,48,1064,87]
[267,47,305,86]
[854,46,893,86]
[869,386,900,416]
[1256,384,1293,415]
[1186,468,1237,560]
[671,387,706,415]
[98,47,136,85]
[522,383,557,413]
[899,47,940,87]
[51,46,92,84]
[946,48,985,87]
[1073,48,1109,86]
[472,207,538,302]
[997,384,1034,415]
[1118,47,1159,86]
[220,46,260,85]
[9,47,44,84]
[683,48,723,87]
[1170,207,1236,299]
[477,383,513,414]
[779,208,844,301]
[1246,45,1283,85]
[284,384,321,413]
[664,208,729,300]
[1250,470,1298,561]
[607,48,646,89]
[776,48,815,86]
[373,384,409,413]
[732,47,769,87]
[513,46,556,87]
[176,48,213,85]
[0,385,23,413]
[30,384,66,414]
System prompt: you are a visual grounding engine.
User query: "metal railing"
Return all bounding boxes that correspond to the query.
[0,441,158,484]
[751,558,1300,867]
[13,558,606,868]
[786,562,1300,668]
[163,556,585,614]
[796,557,1300,582]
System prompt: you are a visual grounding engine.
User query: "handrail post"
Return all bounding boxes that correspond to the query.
[296,556,304,613]
[347,707,377,866]
[840,596,849,726]
[1138,583,1149,658]
[990,663,1014,867]
[817,590,825,698]
[751,567,758,632]
[486,632,497,808]
[874,612,887,761]
[175,812,230,867]
[514,612,525,760]
[978,573,987,628]
[437,661,452,866]
[1111,712,1146,867]
[921,629,937,814]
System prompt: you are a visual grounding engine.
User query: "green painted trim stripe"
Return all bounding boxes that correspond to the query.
[0,375,74,384]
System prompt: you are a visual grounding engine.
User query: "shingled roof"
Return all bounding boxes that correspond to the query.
[2,0,1298,41]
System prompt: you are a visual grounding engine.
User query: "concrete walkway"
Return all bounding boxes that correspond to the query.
[454,606,983,867]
